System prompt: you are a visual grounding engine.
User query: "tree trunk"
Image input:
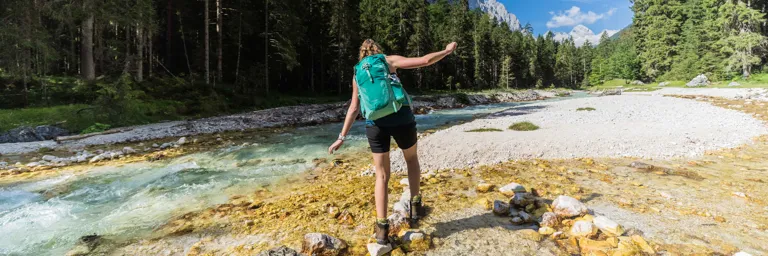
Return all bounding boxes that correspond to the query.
[217,0,223,82]
[81,15,96,80]
[205,0,210,85]
[166,0,173,67]
[235,1,242,87]
[177,11,193,77]
[137,26,144,82]
[149,33,153,78]
[265,0,269,95]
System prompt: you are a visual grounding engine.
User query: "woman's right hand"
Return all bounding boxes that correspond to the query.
[328,140,344,154]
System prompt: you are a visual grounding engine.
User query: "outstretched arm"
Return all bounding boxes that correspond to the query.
[329,79,360,154]
[387,42,457,70]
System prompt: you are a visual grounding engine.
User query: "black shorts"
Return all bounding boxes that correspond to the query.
[365,122,418,153]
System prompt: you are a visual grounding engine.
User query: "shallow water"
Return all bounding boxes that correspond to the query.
[0,93,588,255]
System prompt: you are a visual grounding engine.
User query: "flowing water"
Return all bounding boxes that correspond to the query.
[0,93,588,255]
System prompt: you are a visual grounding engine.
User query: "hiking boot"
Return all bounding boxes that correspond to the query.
[410,196,426,225]
[374,221,390,245]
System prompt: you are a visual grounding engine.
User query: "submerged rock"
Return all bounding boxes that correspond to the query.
[629,161,653,170]
[301,233,347,256]
[66,234,102,256]
[552,195,588,218]
[257,246,303,256]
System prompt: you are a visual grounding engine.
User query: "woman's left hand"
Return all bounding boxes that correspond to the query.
[328,140,344,154]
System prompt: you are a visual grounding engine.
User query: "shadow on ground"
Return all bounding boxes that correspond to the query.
[430,212,538,239]
[487,105,548,119]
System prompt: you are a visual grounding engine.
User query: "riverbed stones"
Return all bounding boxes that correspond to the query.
[257,246,303,256]
[476,183,494,193]
[366,243,392,256]
[571,220,595,237]
[122,147,137,154]
[499,182,526,197]
[540,212,559,228]
[42,155,57,162]
[400,230,430,251]
[552,195,589,218]
[301,233,347,256]
[510,192,535,207]
[631,235,655,254]
[493,200,511,216]
[578,237,613,254]
[594,216,624,236]
[539,226,556,236]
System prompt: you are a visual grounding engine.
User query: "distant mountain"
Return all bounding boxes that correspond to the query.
[469,0,522,31]
[553,25,619,47]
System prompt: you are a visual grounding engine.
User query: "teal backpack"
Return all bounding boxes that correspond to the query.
[354,54,412,120]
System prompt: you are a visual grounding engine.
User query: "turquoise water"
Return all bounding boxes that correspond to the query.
[0,93,587,255]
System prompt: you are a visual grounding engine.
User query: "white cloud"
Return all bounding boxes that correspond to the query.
[546,6,616,28]
[553,25,619,46]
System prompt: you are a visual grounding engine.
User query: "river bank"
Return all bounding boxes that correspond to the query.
[0,90,561,180]
[103,93,768,255]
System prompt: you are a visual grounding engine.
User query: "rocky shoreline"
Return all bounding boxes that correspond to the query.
[0,90,557,170]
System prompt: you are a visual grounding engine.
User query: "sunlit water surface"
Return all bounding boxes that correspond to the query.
[0,93,588,255]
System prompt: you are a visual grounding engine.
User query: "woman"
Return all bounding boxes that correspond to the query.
[328,39,457,245]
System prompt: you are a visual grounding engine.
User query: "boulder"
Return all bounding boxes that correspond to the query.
[35,125,69,140]
[492,200,511,216]
[686,74,710,87]
[301,233,347,256]
[177,137,188,145]
[257,246,303,256]
[593,216,624,236]
[366,243,392,256]
[658,82,671,87]
[552,195,589,218]
[571,220,595,237]
[729,82,742,87]
[498,183,526,197]
[42,155,58,162]
[630,80,645,85]
[539,212,559,228]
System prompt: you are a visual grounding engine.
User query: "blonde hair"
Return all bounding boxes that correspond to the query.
[359,39,384,60]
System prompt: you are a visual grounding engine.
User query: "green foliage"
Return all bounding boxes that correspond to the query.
[577,107,596,111]
[509,121,539,131]
[466,128,502,132]
[81,123,111,134]
[0,104,93,132]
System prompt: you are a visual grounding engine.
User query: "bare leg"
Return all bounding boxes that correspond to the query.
[402,144,420,198]
[372,152,391,219]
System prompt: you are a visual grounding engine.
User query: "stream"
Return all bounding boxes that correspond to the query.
[0,93,588,255]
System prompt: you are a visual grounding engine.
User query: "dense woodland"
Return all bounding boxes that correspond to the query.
[0,0,766,132]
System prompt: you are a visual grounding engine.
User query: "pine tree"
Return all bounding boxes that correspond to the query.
[717,0,767,78]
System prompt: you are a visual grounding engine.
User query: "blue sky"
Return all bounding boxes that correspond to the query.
[501,0,634,35]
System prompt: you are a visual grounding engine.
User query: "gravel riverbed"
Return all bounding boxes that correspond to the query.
[391,94,768,172]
